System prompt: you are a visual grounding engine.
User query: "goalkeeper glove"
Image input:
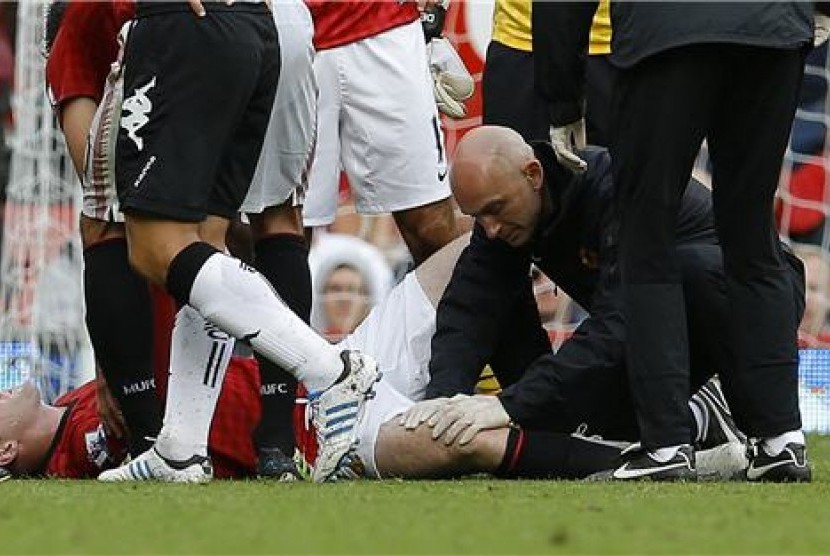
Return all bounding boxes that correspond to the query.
[428,37,474,119]
[550,119,588,173]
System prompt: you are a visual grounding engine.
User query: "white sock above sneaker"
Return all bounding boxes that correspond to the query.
[155,305,234,462]
[761,430,805,456]
[188,253,343,392]
[649,444,686,463]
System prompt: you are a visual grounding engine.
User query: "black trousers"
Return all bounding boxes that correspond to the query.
[483,41,615,147]
[493,242,805,442]
[610,44,807,448]
[584,55,617,148]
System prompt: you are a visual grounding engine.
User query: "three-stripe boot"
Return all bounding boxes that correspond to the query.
[309,350,381,483]
[97,447,213,483]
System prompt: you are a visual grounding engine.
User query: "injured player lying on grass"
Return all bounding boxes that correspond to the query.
[0,234,747,482]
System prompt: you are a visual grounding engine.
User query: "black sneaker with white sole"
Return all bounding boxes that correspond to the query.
[746,442,811,483]
[608,444,697,482]
[257,448,302,482]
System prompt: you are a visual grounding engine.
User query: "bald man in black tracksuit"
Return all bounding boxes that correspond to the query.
[426,141,806,480]
[531,2,820,480]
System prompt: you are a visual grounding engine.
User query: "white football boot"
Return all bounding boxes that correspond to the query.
[98,447,213,484]
[309,350,381,483]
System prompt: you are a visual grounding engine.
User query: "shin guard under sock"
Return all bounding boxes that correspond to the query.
[84,239,160,455]
[166,242,342,391]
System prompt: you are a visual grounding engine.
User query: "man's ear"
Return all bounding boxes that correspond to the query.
[0,440,19,467]
[523,159,544,191]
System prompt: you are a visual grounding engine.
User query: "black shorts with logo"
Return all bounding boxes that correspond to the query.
[116,2,280,222]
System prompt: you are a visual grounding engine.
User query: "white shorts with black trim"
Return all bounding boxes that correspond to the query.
[302,19,451,227]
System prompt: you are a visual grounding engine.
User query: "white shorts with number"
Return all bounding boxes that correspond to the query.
[335,271,436,478]
[241,0,317,213]
[302,19,450,227]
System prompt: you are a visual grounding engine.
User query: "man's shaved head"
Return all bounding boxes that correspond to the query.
[449,126,544,247]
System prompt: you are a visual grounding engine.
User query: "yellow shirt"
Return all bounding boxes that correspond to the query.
[589,1,612,55]
[490,0,612,56]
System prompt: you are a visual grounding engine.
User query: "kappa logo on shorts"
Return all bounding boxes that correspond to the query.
[121,76,156,151]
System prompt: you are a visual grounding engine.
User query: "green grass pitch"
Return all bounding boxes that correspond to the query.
[4,436,830,554]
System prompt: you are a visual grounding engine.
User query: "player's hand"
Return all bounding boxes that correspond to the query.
[428,394,511,446]
[400,397,450,429]
[188,0,249,18]
[816,13,830,47]
[550,119,588,173]
[428,38,474,119]
[96,375,127,441]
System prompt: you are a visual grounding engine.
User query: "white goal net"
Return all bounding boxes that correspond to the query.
[0,1,92,401]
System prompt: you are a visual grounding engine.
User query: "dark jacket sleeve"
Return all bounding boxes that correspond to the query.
[425,224,533,398]
[497,284,625,427]
[532,0,600,127]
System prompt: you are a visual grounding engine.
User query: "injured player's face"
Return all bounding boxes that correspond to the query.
[0,381,41,446]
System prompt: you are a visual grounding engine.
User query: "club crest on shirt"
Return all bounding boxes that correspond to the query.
[85,424,112,468]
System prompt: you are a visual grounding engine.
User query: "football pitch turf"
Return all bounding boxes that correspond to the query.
[4,436,830,554]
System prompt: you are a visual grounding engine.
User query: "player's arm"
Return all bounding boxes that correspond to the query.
[94,366,128,442]
[426,224,533,398]
[497,290,625,427]
[59,97,96,176]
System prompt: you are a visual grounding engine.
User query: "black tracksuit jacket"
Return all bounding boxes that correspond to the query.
[426,143,723,431]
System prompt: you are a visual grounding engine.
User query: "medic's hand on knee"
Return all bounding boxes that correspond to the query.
[400,397,451,430]
[427,395,510,446]
[428,394,511,446]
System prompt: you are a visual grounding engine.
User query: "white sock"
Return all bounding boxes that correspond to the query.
[689,400,706,444]
[649,445,685,463]
[155,305,234,461]
[761,430,805,456]
[188,253,343,392]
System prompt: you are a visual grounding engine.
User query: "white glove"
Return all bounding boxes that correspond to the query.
[816,13,830,47]
[428,394,511,446]
[550,120,588,173]
[399,397,450,430]
[428,37,475,119]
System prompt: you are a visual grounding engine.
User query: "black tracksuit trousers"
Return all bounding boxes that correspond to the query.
[491,242,804,443]
[609,44,807,448]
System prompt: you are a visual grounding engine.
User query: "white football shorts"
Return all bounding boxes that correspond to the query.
[302,19,451,227]
[241,0,317,213]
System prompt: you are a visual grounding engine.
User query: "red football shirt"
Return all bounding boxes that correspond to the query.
[45,286,262,479]
[306,1,419,50]
[44,0,135,118]
[44,358,261,479]
[46,381,127,479]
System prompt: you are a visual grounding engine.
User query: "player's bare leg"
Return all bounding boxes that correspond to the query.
[372,420,624,480]
[374,421,507,478]
[393,197,461,265]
